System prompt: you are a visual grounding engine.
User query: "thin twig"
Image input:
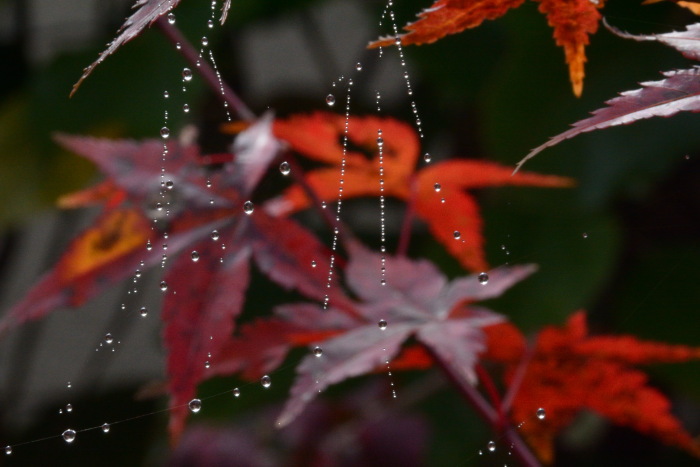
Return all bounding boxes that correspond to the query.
[155,17,256,122]
[424,344,542,467]
[475,364,504,423]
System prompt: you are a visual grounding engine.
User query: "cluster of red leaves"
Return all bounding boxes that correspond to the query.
[369,0,605,97]
[484,313,700,463]
[2,107,700,464]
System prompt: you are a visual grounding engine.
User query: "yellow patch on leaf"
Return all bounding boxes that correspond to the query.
[58,208,150,282]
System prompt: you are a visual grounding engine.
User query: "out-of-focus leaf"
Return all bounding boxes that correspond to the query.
[272,241,534,426]
[163,240,250,443]
[250,112,572,272]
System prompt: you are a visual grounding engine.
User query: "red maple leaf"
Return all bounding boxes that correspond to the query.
[0,115,341,443]
[491,312,700,463]
[259,112,573,272]
[368,0,605,97]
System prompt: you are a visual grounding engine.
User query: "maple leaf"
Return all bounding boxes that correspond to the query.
[368,0,605,97]
[210,239,537,428]
[516,21,700,172]
[496,312,700,463]
[0,115,342,443]
[256,112,572,272]
[71,0,234,96]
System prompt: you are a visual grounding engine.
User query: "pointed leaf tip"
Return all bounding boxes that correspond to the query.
[71,0,182,96]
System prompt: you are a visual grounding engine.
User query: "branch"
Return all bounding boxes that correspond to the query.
[155,17,256,122]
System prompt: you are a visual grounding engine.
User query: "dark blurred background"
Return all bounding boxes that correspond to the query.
[1,0,700,465]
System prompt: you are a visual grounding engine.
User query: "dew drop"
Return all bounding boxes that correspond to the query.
[191,251,200,262]
[311,260,317,268]
[204,361,210,369]
[101,423,110,433]
[201,36,209,46]
[478,272,489,285]
[183,103,190,113]
[261,375,272,388]
[434,183,441,192]
[207,19,214,28]
[536,408,546,420]
[65,403,73,413]
[176,42,181,50]
[163,90,169,99]
[424,153,431,163]
[182,68,193,82]
[146,240,152,251]
[5,446,11,455]
[62,429,76,443]
[378,319,388,330]
[167,12,175,24]
[160,281,168,292]
[453,231,461,240]
[232,388,241,398]
[211,230,220,241]
[487,441,496,452]
[279,161,290,175]
[140,306,148,317]
[326,94,335,106]
[321,201,327,209]
[243,201,254,215]
[188,398,202,413]
[104,333,114,345]
[356,62,363,71]
[67,381,72,389]
[377,137,384,147]
[582,232,588,239]
[478,450,483,456]
[313,346,323,357]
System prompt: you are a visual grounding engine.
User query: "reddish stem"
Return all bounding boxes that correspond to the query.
[475,364,504,423]
[396,175,419,256]
[155,18,256,122]
[424,344,542,467]
[284,154,355,249]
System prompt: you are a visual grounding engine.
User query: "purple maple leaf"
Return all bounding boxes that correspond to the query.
[276,241,537,427]
[516,21,700,172]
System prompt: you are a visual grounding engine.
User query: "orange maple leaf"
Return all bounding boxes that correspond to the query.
[369,0,605,97]
[495,312,700,464]
[254,112,572,272]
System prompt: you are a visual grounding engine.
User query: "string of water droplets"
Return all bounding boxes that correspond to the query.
[322,77,352,310]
